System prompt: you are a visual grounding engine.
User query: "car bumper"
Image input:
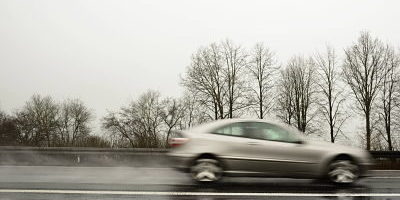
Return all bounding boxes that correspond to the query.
[167,152,194,173]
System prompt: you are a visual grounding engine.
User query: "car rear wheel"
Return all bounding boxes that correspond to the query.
[190,159,222,183]
[328,159,359,185]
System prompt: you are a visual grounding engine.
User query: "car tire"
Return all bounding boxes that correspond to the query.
[328,159,360,185]
[190,158,222,183]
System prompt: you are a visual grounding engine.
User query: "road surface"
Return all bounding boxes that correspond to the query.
[0,166,399,199]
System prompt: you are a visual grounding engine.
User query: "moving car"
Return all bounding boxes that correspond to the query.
[167,119,374,185]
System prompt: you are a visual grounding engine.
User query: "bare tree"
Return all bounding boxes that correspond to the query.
[376,47,400,150]
[57,99,92,146]
[221,40,248,118]
[182,41,250,120]
[15,95,59,146]
[103,90,164,148]
[179,92,209,129]
[276,68,295,125]
[182,44,226,120]
[160,97,185,144]
[343,32,389,150]
[276,56,317,133]
[294,57,317,132]
[103,112,135,147]
[314,46,348,142]
[247,43,277,119]
[76,135,111,148]
[180,93,196,128]
[0,110,19,146]
[2,96,99,147]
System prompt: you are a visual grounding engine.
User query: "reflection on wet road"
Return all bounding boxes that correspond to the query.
[0,166,399,200]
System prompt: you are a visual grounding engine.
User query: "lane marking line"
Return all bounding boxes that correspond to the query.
[0,166,172,170]
[368,177,400,179]
[370,170,400,172]
[1,189,400,196]
[0,166,398,172]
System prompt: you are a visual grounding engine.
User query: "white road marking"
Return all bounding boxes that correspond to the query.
[370,170,400,172]
[369,177,400,179]
[0,189,400,196]
[0,166,172,169]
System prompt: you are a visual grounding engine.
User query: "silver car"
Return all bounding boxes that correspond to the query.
[167,119,374,185]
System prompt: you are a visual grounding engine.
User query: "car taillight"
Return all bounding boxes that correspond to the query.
[169,137,189,148]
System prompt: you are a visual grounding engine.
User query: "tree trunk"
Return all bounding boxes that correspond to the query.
[129,139,135,148]
[166,127,172,145]
[365,109,371,150]
[229,102,233,118]
[386,123,393,151]
[214,101,218,120]
[259,84,263,119]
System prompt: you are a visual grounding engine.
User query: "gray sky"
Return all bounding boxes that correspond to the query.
[1,0,400,126]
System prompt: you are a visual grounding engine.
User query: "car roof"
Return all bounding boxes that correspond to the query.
[186,117,298,133]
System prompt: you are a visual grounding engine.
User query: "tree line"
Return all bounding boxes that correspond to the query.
[1,31,399,150]
[0,95,109,147]
[180,31,400,150]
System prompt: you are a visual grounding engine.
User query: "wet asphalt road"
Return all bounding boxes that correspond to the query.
[0,166,400,200]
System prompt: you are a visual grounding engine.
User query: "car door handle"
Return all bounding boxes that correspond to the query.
[247,142,259,145]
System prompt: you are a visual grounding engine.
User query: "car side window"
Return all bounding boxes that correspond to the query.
[212,122,299,143]
[212,123,247,137]
[248,122,298,143]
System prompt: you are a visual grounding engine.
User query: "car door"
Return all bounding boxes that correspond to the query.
[242,122,322,176]
[209,122,273,174]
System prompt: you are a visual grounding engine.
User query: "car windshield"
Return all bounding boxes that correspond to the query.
[274,124,304,142]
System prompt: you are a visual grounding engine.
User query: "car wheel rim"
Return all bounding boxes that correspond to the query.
[191,159,222,182]
[328,160,359,184]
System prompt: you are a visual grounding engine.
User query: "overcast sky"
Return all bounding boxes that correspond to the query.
[1,0,400,125]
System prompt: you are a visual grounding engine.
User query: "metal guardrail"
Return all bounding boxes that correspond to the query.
[0,146,168,152]
[369,151,400,170]
[370,151,400,159]
[0,146,170,167]
[1,146,400,156]
[0,146,399,169]
[0,146,168,155]
[0,146,399,157]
